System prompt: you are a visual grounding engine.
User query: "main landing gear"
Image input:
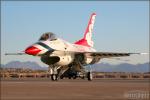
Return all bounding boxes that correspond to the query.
[87,72,93,81]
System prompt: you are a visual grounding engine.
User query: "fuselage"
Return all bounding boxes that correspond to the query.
[25,38,96,56]
[25,37,97,66]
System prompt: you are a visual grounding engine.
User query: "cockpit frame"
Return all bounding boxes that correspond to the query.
[39,32,57,41]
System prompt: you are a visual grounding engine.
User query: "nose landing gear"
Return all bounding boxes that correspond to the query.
[48,65,59,81]
[48,65,69,81]
[51,74,58,81]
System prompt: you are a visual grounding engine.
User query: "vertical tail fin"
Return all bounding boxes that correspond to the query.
[74,13,96,47]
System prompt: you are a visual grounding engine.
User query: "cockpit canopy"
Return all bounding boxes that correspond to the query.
[39,32,57,41]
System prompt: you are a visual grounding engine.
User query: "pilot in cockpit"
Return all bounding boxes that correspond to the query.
[39,32,57,41]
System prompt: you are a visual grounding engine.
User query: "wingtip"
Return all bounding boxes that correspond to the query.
[132,53,149,55]
[140,53,149,55]
[4,52,26,55]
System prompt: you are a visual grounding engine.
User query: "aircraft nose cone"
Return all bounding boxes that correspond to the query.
[25,46,41,55]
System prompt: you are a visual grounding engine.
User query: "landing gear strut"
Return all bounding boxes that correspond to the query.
[48,65,59,81]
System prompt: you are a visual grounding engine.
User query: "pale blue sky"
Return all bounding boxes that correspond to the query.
[1,1,149,66]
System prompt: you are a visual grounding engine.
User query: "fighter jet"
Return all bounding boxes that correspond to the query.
[6,13,144,81]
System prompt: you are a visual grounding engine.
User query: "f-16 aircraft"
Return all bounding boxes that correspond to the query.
[6,13,144,81]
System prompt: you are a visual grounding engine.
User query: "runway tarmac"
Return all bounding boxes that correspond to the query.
[1,78,150,100]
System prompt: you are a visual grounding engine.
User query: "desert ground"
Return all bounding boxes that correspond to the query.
[1,78,149,100]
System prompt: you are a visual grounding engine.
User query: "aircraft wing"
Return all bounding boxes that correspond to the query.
[86,52,140,58]
[5,53,26,55]
[6,50,146,59]
[48,50,144,58]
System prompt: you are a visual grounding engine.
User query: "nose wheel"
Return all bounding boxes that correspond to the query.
[51,74,58,81]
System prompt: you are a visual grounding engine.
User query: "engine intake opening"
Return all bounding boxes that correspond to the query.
[41,56,60,65]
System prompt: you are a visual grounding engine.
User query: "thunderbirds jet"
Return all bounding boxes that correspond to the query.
[6,13,144,81]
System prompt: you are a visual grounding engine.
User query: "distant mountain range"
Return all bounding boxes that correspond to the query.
[1,61,47,70]
[91,62,149,72]
[1,61,149,72]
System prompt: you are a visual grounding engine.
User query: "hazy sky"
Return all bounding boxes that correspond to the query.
[1,1,149,66]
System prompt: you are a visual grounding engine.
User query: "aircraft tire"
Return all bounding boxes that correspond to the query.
[51,74,58,81]
[87,72,92,81]
[60,75,64,79]
[68,76,71,79]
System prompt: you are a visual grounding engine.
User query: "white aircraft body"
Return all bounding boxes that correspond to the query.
[6,13,143,81]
